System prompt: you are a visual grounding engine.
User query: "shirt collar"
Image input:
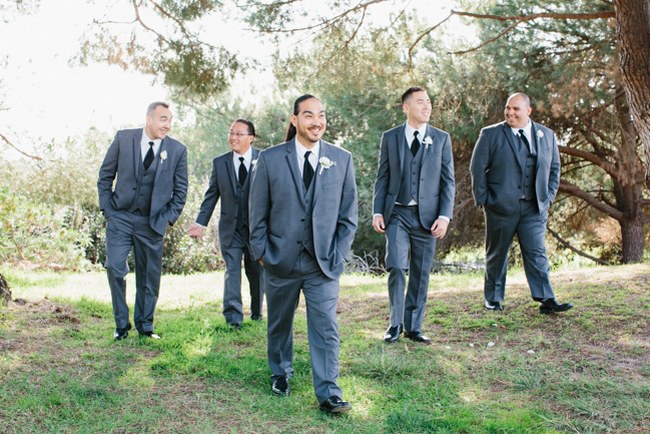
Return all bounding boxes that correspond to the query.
[294,137,320,160]
[511,121,532,140]
[233,146,253,161]
[405,123,427,142]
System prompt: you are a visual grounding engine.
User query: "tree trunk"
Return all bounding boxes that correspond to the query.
[614,0,650,171]
[621,219,645,263]
[0,272,11,305]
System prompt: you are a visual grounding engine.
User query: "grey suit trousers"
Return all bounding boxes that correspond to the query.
[484,200,555,302]
[385,205,436,333]
[104,211,163,333]
[221,228,263,324]
[265,251,342,403]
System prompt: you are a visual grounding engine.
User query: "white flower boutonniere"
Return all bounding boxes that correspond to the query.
[251,159,257,166]
[318,156,336,175]
[536,130,544,139]
[422,136,433,149]
[160,150,168,162]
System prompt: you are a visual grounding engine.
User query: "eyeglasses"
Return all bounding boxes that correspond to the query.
[228,131,253,137]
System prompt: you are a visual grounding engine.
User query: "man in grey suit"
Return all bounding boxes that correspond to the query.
[249,95,358,413]
[188,119,263,329]
[373,86,456,344]
[470,92,572,314]
[98,101,188,340]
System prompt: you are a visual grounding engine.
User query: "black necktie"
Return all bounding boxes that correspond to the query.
[303,151,314,189]
[518,129,530,151]
[411,131,420,157]
[143,141,154,170]
[238,156,247,185]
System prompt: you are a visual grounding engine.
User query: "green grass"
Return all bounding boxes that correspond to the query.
[1,264,649,433]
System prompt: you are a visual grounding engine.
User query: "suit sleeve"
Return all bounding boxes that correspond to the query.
[248,153,270,261]
[469,128,490,207]
[548,130,561,203]
[336,153,359,260]
[97,132,120,214]
[438,132,456,219]
[372,132,390,215]
[195,158,221,226]
[161,145,189,225]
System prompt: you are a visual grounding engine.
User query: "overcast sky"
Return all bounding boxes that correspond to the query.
[0,1,459,150]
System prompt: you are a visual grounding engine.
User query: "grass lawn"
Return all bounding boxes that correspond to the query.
[1,264,649,433]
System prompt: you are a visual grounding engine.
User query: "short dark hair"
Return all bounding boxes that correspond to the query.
[234,118,256,136]
[147,101,169,115]
[285,94,319,142]
[401,87,426,104]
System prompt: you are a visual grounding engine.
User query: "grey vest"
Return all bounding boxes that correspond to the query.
[299,176,316,258]
[396,143,425,205]
[129,152,159,216]
[517,135,537,201]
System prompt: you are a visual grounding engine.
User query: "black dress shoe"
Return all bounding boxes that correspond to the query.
[229,322,242,330]
[319,396,351,413]
[484,300,504,311]
[383,324,403,343]
[251,315,262,321]
[539,299,573,314]
[272,376,290,396]
[113,322,132,341]
[404,331,432,344]
[139,331,161,339]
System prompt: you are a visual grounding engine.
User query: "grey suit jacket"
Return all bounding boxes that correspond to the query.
[373,124,456,229]
[249,140,358,280]
[195,148,260,247]
[469,121,560,215]
[97,128,189,236]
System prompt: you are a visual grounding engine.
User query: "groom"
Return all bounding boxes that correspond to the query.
[249,94,358,413]
[98,101,188,340]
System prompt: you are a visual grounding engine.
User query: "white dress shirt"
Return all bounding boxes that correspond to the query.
[232,146,253,183]
[510,121,534,153]
[295,138,319,176]
[141,129,161,162]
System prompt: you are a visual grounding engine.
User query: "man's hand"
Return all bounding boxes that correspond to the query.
[372,215,386,234]
[188,223,206,239]
[430,218,449,239]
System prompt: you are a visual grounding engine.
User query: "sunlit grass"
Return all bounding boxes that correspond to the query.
[0,263,649,432]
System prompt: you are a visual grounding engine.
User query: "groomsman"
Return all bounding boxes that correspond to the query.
[373,86,456,344]
[188,119,264,328]
[470,92,572,314]
[249,95,358,413]
[98,101,188,340]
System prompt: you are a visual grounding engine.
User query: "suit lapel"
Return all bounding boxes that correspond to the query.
[133,130,143,179]
[396,125,406,170]
[312,141,329,207]
[284,140,307,207]
[501,123,523,168]
[153,138,167,185]
[225,151,238,194]
[243,148,260,189]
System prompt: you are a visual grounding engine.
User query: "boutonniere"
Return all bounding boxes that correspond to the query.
[160,150,168,162]
[536,130,544,139]
[422,136,433,149]
[318,156,336,175]
[251,159,257,166]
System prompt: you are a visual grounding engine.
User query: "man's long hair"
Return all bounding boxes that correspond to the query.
[285,94,318,142]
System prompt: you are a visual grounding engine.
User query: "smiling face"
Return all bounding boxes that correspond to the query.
[504,94,532,129]
[290,97,326,147]
[145,104,172,140]
[228,121,254,155]
[403,90,431,128]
